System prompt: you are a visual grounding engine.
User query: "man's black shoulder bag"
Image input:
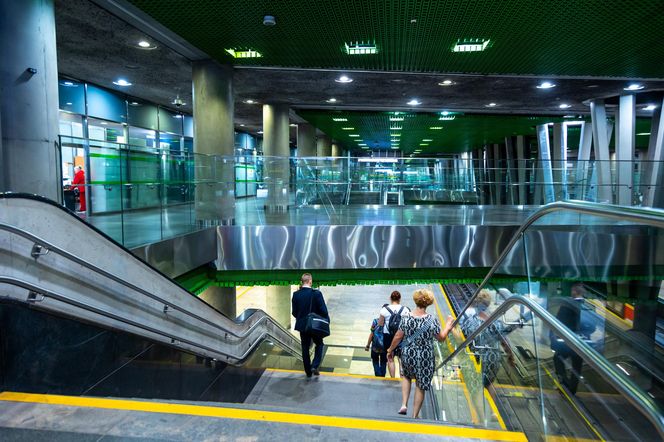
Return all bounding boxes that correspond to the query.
[304,290,330,338]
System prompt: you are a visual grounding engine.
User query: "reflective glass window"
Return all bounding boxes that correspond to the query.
[87,85,127,123]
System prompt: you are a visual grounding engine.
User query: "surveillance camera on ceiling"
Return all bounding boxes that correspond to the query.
[172,96,185,107]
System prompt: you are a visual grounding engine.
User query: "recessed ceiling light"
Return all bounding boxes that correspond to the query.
[225,48,262,58]
[113,78,132,86]
[391,146,399,149]
[137,40,157,49]
[62,81,75,87]
[257,130,263,134]
[438,79,455,86]
[643,104,657,111]
[289,123,297,127]
[65,102,72,105]
[390,126,402,130]
[637,132,651,136]
[100,122,108,125]
[344,42,378,55]
[326,98,338,103]
[244,99,256,104]
[486,102,497,107]
[129,101,140,106]
[342,127,355,130]
[240,124,245,126]
[332,117,347,122]
[354,139,364,142]
[624,83,644,91]
[349,134,360,137]
[536,81,556,89]
[335,75,353,83]
[419,143,429,146]
[430,126,443,130]
[422,139,433,142]
[173,114,183,119]
[358,143,367,146]
[407,99,421,106]
[452,38,490,52]
[391,133,401,137]
[390,116,404,121]
[559,103,572,109]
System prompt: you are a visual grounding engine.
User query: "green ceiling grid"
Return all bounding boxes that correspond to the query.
[129,0,664,78]
[297,111,653,154]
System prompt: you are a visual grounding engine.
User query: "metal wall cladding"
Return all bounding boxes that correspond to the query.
[215,225,664,274]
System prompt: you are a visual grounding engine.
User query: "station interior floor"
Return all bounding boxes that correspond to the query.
[237,283,446,376]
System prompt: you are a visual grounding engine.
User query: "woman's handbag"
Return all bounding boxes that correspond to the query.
[304,290,330,338]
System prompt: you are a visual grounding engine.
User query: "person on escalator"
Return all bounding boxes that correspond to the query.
[386,289,454,419]
[365,317,387,377]
[377,290,411,377]
[292,273,329,378]
[456,289,516,387]
[550,283,597,394]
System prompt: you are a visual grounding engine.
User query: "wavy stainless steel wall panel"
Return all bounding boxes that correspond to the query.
[132,227,217,278]
[215,225,663,273]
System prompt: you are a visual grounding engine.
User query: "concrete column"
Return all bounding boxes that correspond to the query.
[575,122,593,200]
[643,98,664,207]
[199,286,236,319]
[536,124,555,204]
[0,0,60,201]
[331,141,341,157]
[616,95,636,206]
[492,144,503,205]
[266,285,291,329]
[297,123,317,157]
[504,136,517,205]
[192,60,235,223]
[516,136,527,205]
[263,103,290,212]
[551,123,568,200]
[590,100,613,203]
[317,135,332,157]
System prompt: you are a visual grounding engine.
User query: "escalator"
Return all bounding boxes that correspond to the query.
[0,194,525,440]
[434,201,664,441]
[2,195,663,440]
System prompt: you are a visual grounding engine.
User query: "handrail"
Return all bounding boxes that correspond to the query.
[0,276,301,363]
[450,200,664,331]
[439,294,664,438]
[0,222,297,343]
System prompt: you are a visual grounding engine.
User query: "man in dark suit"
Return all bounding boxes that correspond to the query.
[292,273,329,378]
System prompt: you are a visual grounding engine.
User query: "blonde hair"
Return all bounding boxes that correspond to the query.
[474,289,493,308]
[301,273,312,285]
[413,288,434,309]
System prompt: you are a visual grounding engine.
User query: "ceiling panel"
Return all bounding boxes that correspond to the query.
[128,0,664,78]
[297,110,653,153]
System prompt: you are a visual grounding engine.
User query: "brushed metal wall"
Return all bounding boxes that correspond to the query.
[214,225,663,275]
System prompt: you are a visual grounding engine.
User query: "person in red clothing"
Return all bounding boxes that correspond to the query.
[72,165,86,212]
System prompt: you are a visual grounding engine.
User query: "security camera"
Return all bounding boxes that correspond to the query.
[263,15,276,26]
[172,96,185,107]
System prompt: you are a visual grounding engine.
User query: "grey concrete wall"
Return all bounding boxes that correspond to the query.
[0,0,60,201]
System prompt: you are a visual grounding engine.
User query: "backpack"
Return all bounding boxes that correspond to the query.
[371,318,385,352]
[385,305,405,335]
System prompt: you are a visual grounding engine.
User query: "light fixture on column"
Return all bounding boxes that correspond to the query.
[536,81,556,89]
[335,75,353,83]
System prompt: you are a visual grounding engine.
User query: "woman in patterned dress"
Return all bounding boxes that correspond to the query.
[386,288,454,418]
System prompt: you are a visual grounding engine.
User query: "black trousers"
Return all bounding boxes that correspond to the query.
[300,332,324,376]
[553,343,583,394]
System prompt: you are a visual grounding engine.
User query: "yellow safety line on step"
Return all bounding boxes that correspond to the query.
[542,367,604,441]
[483,388,507,430]
[236,286,254,299]
[435,284,480,425]
[0,392,527,441]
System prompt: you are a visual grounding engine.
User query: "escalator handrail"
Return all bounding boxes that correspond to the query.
[450,200,664,331]
[0,276,302,363]
[0,221,291,341]
[439,294,664,438]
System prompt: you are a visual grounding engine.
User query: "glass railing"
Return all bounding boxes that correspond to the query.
[58,135,664,247]
[435,202,664,440]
